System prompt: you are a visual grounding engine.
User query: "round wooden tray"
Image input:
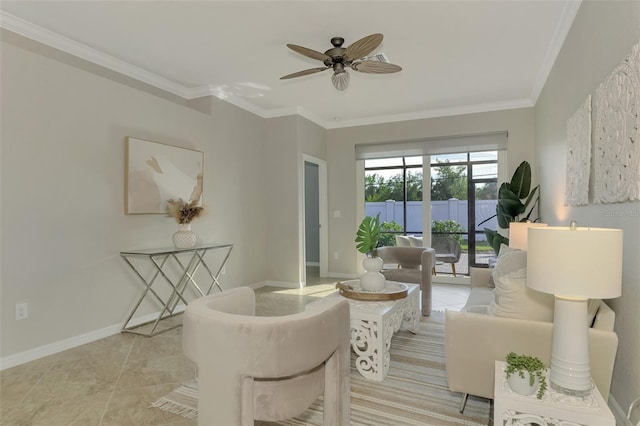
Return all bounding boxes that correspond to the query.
[335,281,408,301]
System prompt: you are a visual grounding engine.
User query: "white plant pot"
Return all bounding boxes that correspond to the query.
[507,371,540,396]
[360,256,386,292]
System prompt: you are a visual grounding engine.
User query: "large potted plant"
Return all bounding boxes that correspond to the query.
[355,213,386,292]
[479,161,540,254]
[505,352,547,399]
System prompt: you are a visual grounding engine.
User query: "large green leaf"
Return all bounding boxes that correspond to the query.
[355,213,381,254]
[522,185,539,208]
[498,184,526,217]
[497,203,514,229]
[522,185,540,221]
[485,228,509,255]
[509,161,532,199]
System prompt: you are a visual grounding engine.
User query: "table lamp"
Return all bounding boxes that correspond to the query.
[526,222,623,395]
[509,222,547,249]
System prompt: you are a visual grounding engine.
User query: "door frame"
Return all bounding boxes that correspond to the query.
[300,154,328,285]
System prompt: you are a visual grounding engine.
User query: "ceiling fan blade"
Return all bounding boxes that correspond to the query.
[344,33,383,60]
[280,67,329,80]
[286,44,331,62]
[351,61,402,74]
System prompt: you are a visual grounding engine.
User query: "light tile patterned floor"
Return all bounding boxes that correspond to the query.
[0,273,470,426]
[432,283,471,311]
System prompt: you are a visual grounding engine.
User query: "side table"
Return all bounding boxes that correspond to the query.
[333,281,420,381]
[493,360,615,426]
[120,243,233,337]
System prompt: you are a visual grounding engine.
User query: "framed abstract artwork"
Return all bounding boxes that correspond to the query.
[125,137,204,214]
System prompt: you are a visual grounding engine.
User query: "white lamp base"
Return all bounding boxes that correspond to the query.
[550,296,593,395]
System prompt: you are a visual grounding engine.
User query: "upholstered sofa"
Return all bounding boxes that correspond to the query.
[445,266,619,409]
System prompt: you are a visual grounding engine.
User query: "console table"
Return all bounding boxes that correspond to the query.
[120,243,233,337]
[332,281,420,381]
[493,360,615,426]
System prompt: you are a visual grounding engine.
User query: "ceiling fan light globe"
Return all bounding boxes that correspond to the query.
[331,71,350,91]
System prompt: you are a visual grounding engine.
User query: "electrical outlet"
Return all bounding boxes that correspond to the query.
[333,251,339,260]
[15,303,28,320]
[221,266,226,275]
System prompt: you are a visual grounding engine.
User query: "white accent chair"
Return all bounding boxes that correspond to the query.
[374,246,436,316]
[183,287,351,426]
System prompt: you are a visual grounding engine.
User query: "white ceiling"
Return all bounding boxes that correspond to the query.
[0,1,581,129]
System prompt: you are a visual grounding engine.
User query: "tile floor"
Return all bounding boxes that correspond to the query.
[0,274,470,426]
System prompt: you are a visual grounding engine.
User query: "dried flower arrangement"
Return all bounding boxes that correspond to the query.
[167,173,204,224]
[166,198,204,224]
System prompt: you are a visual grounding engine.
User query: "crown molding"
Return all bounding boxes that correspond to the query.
[261,105,329,128]
[0,10,545,131]
[0,11,197,98]
[322,98,535,129]
[529,0,582,103]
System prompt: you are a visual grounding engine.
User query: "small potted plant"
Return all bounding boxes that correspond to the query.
[354,213,385,292]
[505,352,547,399]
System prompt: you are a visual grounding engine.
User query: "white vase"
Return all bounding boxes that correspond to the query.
[173,223,197,248]
[507,371,540,396]
[360,256,386,292]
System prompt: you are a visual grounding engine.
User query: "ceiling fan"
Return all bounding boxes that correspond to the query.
[280,33,402,91]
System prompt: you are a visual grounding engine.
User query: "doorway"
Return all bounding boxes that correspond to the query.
[302,155,328,285]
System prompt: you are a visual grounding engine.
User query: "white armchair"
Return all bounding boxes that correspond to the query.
[183,287,351,426]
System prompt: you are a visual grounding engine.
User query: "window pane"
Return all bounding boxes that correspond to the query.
[470,151,498,161]
[406,170,423,201]
[365,170,403,202]
[404,156,423,166]
[431,153,467,164]
[365,158,403,168]
[473,163,498,179]
[474,181,498,267]
[430,164,467,201]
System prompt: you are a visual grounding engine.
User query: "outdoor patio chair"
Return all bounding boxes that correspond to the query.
[432,235,462,276]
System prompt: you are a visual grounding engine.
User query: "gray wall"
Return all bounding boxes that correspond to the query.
[0,31,268,359]
[264,115,327,285]
[534,0,640,410]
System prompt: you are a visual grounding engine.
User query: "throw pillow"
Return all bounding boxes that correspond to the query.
[488,246,555,322]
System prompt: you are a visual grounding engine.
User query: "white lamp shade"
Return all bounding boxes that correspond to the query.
[509,222,547,250]
[527,226,623,299]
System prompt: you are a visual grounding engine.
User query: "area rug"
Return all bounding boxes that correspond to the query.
[151,312,491,425]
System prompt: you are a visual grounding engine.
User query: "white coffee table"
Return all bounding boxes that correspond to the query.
[333,280,420,381]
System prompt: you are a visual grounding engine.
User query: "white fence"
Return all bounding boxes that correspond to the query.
[365,199,498,239]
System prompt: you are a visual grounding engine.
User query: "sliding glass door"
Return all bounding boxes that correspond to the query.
[363,151,499,276]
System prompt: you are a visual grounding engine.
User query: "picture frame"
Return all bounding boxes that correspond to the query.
[125,137,204,214]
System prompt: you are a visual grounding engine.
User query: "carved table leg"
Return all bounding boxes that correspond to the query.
[402,289,420,332]
[350,318,392,381]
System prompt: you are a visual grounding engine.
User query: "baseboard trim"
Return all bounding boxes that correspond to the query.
[327,272,357,279]
[260,280,300,289]
[0,305,185,371]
